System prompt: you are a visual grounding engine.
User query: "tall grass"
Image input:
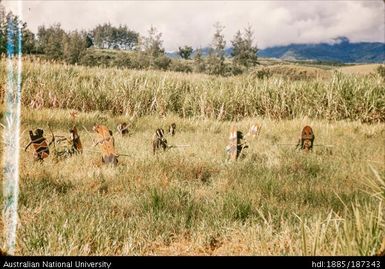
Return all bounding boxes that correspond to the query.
[0,59,384,122]
[296,165,385,256]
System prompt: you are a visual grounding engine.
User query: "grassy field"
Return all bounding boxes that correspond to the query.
[0,107,383,255]
[337,64,383,75]
[0,59,384,255]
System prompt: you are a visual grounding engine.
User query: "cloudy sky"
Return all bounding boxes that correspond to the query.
[3,0,385,51]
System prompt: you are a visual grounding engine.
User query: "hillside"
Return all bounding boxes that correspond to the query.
[167,37,385,64]
[258,37,385,64]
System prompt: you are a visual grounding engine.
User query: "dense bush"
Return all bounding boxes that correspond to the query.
[169,60,193,73]
[376,65,385,80]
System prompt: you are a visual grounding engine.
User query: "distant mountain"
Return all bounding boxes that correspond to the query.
[166,37,385,64]
[258,37,385,63]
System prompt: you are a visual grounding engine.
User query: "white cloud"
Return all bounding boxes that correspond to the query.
[2,0,384,50]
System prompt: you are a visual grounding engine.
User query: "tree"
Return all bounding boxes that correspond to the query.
[36,25,47,54]
[0,9,8,56]
[231,30,243,60]
[85,33,93,48]
[0,12,23,56]
[22,23,36,54]
[116,25,138,50]
[44,24,67,60]
[142,25,164,58]
[92,23,138,50]
[231,25,259,68]
[193,48,206,73]
[64,30,88,64]
[36,24,67,60]
[178,45,193,60]
[0,7,37,57]
[93,23,113,49]
[142,25,167,69]
[206,22,226,75]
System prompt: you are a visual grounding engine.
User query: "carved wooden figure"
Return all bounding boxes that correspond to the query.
[93,124,118,165]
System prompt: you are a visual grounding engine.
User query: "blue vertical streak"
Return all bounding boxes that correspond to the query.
[3,9,22,255]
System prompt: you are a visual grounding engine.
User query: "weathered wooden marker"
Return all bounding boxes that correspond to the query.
[24,128,50,161]
[169,123,176,136]
[69,126,83,154]
[152,128,168,155]
[246,123,262,140]
[296,125,315,152]
[228,125,238,161]
[117,122,129,136]
[93,124,118,165]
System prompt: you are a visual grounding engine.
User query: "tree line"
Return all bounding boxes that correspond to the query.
[0,7,259,76]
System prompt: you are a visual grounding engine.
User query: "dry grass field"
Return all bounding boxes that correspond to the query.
[337,64,382,75]
[0,60,384,255]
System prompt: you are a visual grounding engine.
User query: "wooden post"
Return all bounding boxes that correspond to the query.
[229,124,238,161]
[93,124,118,165]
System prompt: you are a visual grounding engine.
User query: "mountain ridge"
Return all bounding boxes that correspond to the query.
[166,37,385,64]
